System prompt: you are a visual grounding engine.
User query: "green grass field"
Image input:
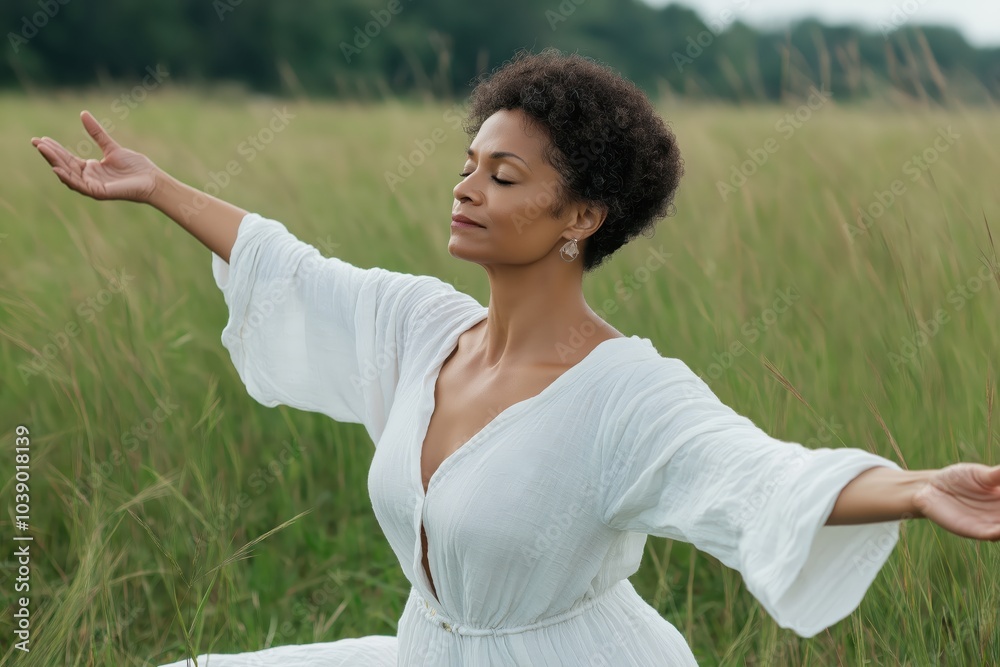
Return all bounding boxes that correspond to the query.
[1,89,999,666]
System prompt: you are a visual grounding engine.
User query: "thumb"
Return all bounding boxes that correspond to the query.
[81,110,119,155]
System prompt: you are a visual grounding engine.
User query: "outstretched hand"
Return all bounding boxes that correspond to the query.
[31,110,159,203]
[913,463,1000,540]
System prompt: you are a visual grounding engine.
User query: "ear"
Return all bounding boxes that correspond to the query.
[569,202,608,241]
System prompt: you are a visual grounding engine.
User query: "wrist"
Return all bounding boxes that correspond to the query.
[147,168,176,209]
[905,469,938,519]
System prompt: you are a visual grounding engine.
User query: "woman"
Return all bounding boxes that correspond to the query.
[32,48,1000,666]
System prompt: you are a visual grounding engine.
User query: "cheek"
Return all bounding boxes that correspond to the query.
[503,199,553,239]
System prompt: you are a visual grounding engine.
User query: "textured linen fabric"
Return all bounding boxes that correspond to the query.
[158,213,903,666]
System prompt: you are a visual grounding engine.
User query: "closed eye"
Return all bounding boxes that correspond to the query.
[458,172,515,186]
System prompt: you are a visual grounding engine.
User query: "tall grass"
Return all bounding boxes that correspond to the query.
[1,88,998,666]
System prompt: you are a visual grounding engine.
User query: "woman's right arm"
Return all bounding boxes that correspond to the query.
[32,110,245,263]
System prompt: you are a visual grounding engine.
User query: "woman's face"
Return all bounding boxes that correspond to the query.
[450,108,600,268]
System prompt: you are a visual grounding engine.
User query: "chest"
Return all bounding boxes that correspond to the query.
[419,349,566,494]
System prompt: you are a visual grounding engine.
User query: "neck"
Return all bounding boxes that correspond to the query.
[472,260,606,369]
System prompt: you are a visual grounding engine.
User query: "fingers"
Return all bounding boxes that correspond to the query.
[31,138,89,195]
[33,137,83,175]
[988,464,1000,486]
[49,161,87,196]
[80,109,120,155]
[31,137,58,168]
[32,136,70,166]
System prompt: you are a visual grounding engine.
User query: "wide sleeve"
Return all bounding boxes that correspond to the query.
[597,357,904,638]
[211,212,468,441]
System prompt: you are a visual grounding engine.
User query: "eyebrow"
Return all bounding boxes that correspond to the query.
[465,147,532,173]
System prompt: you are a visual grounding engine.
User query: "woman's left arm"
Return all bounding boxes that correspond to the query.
[828,463,1000,540]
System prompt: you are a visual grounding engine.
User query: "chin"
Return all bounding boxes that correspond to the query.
[447,245,485,266]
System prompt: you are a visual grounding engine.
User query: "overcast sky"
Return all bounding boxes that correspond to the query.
[642,0,1000,47]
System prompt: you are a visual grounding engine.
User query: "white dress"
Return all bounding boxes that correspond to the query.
[158,213,903,666]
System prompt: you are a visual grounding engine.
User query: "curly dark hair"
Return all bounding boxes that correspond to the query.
[462,47,684,273]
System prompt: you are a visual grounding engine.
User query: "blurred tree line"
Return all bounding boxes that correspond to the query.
[3,0,998,103]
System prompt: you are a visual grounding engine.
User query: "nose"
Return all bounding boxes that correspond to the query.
[453,172,482,205]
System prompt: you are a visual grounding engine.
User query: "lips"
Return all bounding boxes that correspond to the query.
[452,214,483,227]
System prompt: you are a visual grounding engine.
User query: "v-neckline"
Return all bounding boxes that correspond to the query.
[413,306,652,606]
[413,306,635,606]
[416,307,631,501]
